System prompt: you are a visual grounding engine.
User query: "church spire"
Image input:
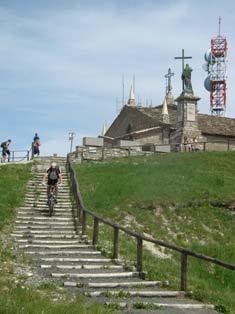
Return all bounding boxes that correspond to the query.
[127,84,136,106]
[101,122,107,136]
[162,96,170,124]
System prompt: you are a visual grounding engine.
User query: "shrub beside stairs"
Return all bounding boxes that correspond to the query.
[12,157,218,313]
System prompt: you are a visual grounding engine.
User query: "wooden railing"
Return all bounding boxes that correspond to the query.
[66,154,235,291]
[1,143,34,163]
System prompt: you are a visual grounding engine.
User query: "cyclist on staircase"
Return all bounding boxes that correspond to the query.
[43,162,62,204]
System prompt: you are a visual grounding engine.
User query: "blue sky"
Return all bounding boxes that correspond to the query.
[0,0,234,155]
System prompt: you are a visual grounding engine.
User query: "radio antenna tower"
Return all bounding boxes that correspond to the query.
[203,17,228,116]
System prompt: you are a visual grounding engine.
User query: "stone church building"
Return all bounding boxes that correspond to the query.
[104,79,235,151]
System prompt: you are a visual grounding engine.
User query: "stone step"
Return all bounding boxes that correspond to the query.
[18,208,73,213]
[52,272,139,279]
[16,216,73,221]
[104,300,215,311]
[27,202,72,206]
[13,234,80,240]
[18,244,93,249]
[12,231,76,237]
[27,204,72,209]
[26,186,70,191]
[15,226,75,234]
[13,228,76,234]
[16,239,81,244]
[41,264,123,270]
[25,191,70,195]
[39,257,112,263]
[24,197,71,201]
[64,280,163,288]
[17,212,73,217]
[16,221,74,225]
[25,250,101,256]
[86,290,184,298]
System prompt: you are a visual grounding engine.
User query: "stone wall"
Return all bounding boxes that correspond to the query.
[204,135,235,151]
[71,145,170,163]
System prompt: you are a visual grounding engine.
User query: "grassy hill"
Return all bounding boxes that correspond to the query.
[76,152,235,313]
[0,163,110,314]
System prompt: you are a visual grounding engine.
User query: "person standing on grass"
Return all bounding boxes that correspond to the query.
[1,139,11,162]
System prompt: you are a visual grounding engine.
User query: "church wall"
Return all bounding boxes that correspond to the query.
[203,134,235,151]
[106,106,158,139]
[122,127,171,145]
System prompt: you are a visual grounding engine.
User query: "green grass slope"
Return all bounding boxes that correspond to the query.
[76,152,235,313]
[0,163,110,314]
[0,164,31,231]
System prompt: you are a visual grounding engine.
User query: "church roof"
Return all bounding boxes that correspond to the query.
[136,105,235,137]
[105,104,235,139]
[137,104,177,127]
[198,113,235,137]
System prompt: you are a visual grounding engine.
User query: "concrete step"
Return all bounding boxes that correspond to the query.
[16,221,74,225]
[13,234,80,239]
[17,212,73,217]
[52,271,139,279]
[104,299,215,312]
[16,239,81,244]
[18,208,73,213]
[16,216,73,221]
[15,226,75,231]
[13,229,76,234]
[25,250,102,256]
[39,257,113,263]
[41,264,123,270]
[24,197,71,202]
[27,204,72,209]
[18,244,93,249]
[64,280,163,288]
[86,290,184,298]
[25,191,70,195]
[11,231,77,237]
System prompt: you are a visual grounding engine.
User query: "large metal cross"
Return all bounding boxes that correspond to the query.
[174,49,192,91]
[164,68,174,94]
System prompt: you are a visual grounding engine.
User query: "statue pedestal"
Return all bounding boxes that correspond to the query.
[170,92,205,146]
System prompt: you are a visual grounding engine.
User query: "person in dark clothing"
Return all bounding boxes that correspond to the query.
[33,133,40,156]
[33,133,40,142]
[43,162,62,203]
[1,139,11,162]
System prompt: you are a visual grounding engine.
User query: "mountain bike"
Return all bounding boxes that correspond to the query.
[48,185,57,217]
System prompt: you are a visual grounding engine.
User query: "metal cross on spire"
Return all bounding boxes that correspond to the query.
[164,68,174,95]
[174,49,192,92]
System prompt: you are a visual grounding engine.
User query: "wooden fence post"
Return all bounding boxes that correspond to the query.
[82,210,87,236]
[113,227,119,259]
[101,148,105,161]
[203,142,206,152]
[81,150,84,163]
[136,237,143,272]
[228,139,230,151]
[180,252,188,291]
[92,217,99,246]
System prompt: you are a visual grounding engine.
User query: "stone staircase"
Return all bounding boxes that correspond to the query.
[12,157,217,313]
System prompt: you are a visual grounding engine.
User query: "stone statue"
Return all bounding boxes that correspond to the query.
[181,64,193,94]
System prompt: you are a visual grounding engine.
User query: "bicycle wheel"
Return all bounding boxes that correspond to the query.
[49,197,54,217]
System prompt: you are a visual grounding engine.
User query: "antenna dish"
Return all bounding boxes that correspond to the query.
[202,63,209,72]
[204,76,212,92]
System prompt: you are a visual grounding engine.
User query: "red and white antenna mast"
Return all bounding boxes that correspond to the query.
[203,17,228,116]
